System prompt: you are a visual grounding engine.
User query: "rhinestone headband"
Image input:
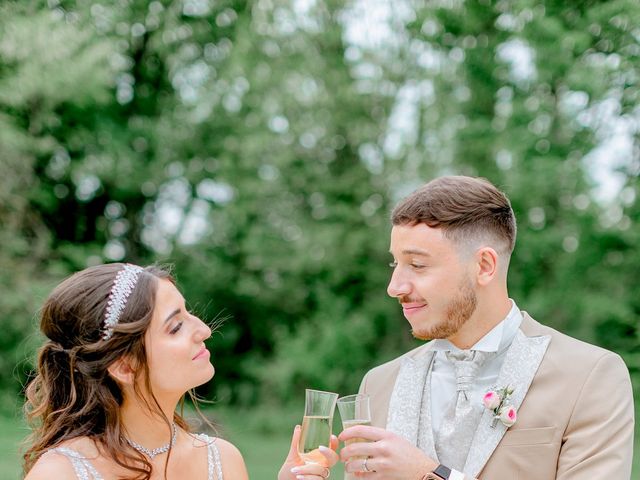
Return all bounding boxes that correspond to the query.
[102,264,144,340]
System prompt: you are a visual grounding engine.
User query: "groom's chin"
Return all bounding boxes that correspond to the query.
[411,329,434,341]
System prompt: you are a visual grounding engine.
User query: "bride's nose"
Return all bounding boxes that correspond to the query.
[194,317,211,342]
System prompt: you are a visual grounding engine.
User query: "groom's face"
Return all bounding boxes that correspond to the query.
[387,223,478,340]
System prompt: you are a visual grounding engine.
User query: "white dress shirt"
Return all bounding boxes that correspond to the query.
[429,301,523,437]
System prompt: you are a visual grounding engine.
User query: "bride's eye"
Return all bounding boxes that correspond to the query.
[169,322,183,335]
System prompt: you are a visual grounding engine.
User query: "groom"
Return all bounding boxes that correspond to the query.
[339,176,634,479]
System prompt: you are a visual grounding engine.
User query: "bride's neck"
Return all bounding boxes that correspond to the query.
[120,395,178,447]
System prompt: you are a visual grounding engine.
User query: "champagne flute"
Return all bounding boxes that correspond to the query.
[298,389,338,466]
[337,394,371,480]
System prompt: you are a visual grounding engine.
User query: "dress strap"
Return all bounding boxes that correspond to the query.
[47,447,104,480]
[196,434,224,480]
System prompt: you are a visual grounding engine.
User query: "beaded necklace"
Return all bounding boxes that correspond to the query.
[125,423,178,460]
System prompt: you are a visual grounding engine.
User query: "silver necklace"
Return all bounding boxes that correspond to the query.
[125,423,178,459]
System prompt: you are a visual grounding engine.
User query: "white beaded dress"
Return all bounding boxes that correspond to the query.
[46,434,223,480]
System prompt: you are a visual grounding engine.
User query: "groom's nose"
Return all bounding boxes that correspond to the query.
[387,268,411,298]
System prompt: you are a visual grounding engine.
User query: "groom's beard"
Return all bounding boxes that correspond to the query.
[411,277,478,341]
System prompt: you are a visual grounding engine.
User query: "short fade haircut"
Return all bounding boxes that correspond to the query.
[391,176,517,256]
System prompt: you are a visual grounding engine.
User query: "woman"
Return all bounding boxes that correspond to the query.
[23,263,337,480]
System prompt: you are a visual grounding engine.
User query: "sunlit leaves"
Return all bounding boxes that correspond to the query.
[0,10,117,108]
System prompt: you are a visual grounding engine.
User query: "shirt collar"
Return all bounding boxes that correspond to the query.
[431,300,522,353]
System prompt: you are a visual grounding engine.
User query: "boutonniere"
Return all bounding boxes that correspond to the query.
[483,385,517,428]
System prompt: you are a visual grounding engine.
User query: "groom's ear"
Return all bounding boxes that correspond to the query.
[107,356,137,385]
[475,246,499,286]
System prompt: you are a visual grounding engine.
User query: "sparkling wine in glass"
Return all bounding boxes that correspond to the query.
[298,389,338,466]
[337,394,371,479]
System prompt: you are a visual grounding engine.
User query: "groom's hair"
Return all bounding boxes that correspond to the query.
[391,175,517,256]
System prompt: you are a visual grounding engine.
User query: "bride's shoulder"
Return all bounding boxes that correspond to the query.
[25,453,77,480]
[25,437,95,480]
[193,433,243,459]
[193,433,248,479]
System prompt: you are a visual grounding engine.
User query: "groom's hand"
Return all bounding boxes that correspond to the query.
[339,426,437,479]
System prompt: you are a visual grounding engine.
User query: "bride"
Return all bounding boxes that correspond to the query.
[23,263,337,480]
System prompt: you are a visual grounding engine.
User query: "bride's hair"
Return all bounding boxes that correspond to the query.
[23,263,196,479]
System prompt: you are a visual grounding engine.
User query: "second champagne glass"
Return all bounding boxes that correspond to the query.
[337,394,371,480]
[337,393,371,448]
[298,389,339,466]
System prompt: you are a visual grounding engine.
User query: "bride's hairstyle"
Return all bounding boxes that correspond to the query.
[23,263,196,479]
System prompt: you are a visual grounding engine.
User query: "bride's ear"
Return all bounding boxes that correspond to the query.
[107,356,137,385]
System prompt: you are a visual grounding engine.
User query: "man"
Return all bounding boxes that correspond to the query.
[339,176,634,480]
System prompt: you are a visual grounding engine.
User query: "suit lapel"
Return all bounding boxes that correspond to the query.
[386,349,436,447]
[417,367,438,459]
[464,328,551,476]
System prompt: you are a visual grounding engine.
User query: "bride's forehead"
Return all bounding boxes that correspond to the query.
[152,280,184,311]
[155,278,182,297]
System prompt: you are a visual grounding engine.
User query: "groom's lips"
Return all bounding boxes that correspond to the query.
[401,302,427,315]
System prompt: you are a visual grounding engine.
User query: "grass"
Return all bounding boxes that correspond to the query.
[2,407,636,480]
[0,412,29,480]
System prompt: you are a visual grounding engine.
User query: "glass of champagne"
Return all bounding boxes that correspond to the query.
[299,389,339,466]
[337,394,371,479]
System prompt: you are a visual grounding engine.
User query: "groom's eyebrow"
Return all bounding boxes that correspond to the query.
[164,308,181,324]
[400,248,431,257]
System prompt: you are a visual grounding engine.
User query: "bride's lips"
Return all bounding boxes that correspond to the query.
[401,303,427,316]
[192,346,210,360]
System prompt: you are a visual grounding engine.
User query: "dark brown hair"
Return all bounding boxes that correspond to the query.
[23,263,193,479]
[392,176,517,255]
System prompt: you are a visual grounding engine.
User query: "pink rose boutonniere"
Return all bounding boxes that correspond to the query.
[483,385,517,428]
[499,405,517,427]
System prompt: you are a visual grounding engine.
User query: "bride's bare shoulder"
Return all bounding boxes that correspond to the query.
[215,438,248,480]
[24,451,78,480]
[194,434,248,480]
[214,437,243,459]
[24,437,98,480]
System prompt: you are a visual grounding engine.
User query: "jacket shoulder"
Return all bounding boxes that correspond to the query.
[361,342,431,386]
[522,313,630,377]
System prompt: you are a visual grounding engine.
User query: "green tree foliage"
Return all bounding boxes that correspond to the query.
[0,0,637,409]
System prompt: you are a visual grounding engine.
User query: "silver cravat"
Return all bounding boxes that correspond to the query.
[435,350,491,471]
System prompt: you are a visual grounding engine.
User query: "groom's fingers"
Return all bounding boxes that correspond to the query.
[340,441,379,462]
[338,425,386,443]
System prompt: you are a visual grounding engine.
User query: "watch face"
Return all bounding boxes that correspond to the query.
[421,465,450,480]
[433,465,451,479]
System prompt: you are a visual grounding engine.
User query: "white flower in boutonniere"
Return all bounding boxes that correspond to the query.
[499,405,517,427]
[483,385,517,428]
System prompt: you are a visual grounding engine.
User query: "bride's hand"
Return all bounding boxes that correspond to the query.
[278,425,339,480]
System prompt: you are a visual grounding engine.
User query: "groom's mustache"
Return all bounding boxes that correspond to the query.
[398,296,426,305]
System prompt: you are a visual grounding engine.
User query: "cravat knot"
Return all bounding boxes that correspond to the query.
[446,350,490,401]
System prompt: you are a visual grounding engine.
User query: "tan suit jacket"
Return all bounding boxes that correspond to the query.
[359,313,635,479]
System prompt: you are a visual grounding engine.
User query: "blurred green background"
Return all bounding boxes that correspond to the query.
[0,0,638,478]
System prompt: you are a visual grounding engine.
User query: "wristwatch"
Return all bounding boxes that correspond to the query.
[423,464,452,480]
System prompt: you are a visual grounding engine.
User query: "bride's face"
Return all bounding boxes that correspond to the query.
[143,279,214,396]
